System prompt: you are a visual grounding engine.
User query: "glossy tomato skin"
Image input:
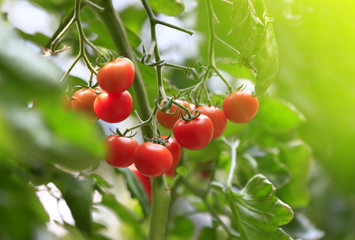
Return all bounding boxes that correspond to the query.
[157,99,192,129]
[222,91,259,124]
[173,114,214,150]
[129,165,151,202]
[134,142,173,177]
[104,135,139,168]
[97,58,135,94]
[161,136,181,177]
[197,106,227,139]
[94,91,133,123]
[71,88,100,121]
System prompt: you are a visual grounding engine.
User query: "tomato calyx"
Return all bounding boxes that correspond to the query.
[110,128,137,138]
[179,109,201,121]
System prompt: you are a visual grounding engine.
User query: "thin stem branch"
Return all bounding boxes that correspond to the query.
[50,16,76,52]
[156,19,194,35]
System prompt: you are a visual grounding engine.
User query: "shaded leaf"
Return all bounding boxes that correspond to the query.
[255,97,305,133]
[169,216,194,239]
[231,0,278,95]
[228,174,294,240]
[283,213,324,240]
[0,166,49,240]
[116,168,150,217]
[54,172,93,235]
[100,192,145,239]
[277,141,311,208]
[238,150,290,188]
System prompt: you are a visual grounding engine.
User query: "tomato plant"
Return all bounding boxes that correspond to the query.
[223,91,259,124]
[104,135,139,168]
[157,99,192,129]
[94,91,133,123]
[2,0,340,239]
[71,88,100,121]
[173,114,214,150]
[97,57,135,94]
[134,142,173,177]
[197,106,227,139]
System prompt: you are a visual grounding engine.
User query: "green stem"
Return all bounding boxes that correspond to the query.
[92,0,152,138]
[148,176,171,240]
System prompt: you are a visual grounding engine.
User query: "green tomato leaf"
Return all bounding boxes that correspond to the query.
[53,172,93,235]
[277,141,311,208]
[148,0,185,16]
[168,216,194,239]
[0,168,49,240]
[255,97,305,133]
[0,22,103,171]
[100,192,145,239]
[116,168,150,217]
[231,0,279,96]
[227,174,294,240]
[283,213,324,240]
[238,150,290,188]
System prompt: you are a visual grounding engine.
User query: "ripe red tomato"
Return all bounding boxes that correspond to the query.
[161,136,181,177]
[173,114,214,150]
[157,99,192,129]
[222,91,259,124]
[197,106,226,139]
[104,135,139,168]
[71,88,100,121]
[134,142,173,177]
[97,58,135,94]
[94,91,133,123]
[129,165,151,202]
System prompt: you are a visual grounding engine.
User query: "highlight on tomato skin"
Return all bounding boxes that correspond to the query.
[71,88,101,121]
[97,57,135,94]
[104,135,139,168]
[222,90,259,124]
[129,164,151,202]
[93,91,133,123]
[133,142,173,177]
[173,114,214,150]
[197,106,227,139]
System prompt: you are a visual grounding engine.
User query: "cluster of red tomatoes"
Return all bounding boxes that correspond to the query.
[158,90,259,151]
[70,57,135,123]
[67,57,259,200]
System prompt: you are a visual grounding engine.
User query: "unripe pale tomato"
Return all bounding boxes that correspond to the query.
[71,88,100,121]
[94,91,133,123]
[197,106,226,139]
[173,114,214,150]
[104,135,139,168]
[222,91,259,124]
[157,99,192,129]
[134,142,173,177]
[97,57,135,94]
